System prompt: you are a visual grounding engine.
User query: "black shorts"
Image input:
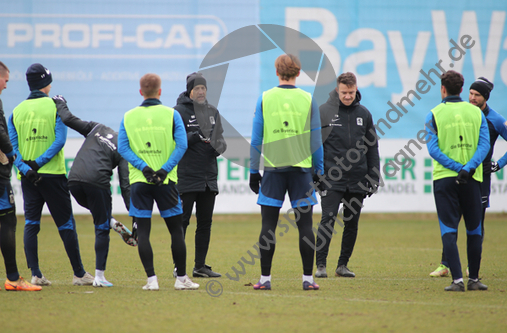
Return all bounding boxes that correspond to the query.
[257,170,317,208]
[130,182,182,218]
[433,177,482,236]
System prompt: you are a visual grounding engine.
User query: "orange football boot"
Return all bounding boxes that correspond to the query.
[5,277,42,291]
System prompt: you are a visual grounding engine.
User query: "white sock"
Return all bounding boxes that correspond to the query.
[303,275,314,283]
[110,217,118,229]
[177,275,187,282]
[470,278,478,282]
[259,275,271,283]
[95,270,105,280]
[454,278,464,284]
[148,275,158,284]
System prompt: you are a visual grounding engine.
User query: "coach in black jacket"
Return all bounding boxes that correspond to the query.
[174,72,226,278]
[54,97,135,287]
[314,72,380,279]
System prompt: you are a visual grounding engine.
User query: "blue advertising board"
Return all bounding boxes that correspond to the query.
[0,0,260,136]
[260,0,507,138]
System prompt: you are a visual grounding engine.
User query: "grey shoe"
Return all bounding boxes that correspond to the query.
[193,264,221,278]
[467,279,488,291]
[142,279,159,291]
[315,265,327,278]
[335,265,355,277]
[31,275,52,286]
[444,281,465,292]
[175,276,199,290]
[73,272,94,286]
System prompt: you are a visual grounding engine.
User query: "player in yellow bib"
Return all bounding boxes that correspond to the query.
[8,63,93,286]
[249,54,324,291]
[425,70,490,292]
[118,73,198,291]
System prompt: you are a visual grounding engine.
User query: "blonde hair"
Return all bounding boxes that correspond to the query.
[275,54,301,80]
[140,73,161,98]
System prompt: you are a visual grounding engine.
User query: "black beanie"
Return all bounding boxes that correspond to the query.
[186,72,206,95]
[470,77,494,101]
[26,63,52,91]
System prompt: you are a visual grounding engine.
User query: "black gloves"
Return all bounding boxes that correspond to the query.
[142,166,156,183]
[312,174,325,192]
[52,95,67,103]
[23,160,40,171]
[249,173,262,194]
[456,168,475,185]
[492,161,501,173]
[21,160,42,185]
[143,166,168,185]
[25,170,41,186]
[154,169,168,186]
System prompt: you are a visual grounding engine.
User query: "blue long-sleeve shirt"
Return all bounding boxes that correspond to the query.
[250,85,324,175]
[8,91,67,175]
[484,105,507,169]
[118,98,187,173]
[425,96,490,173]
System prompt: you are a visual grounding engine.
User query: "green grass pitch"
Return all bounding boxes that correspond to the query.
[1,213,506,332]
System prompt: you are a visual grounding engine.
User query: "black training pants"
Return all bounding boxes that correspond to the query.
[180,187,217,269]
[316,190,364,268]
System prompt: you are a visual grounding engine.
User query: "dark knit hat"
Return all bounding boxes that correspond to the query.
[26,63,52,91]
[186,72,206,95]
[470,77,494,101]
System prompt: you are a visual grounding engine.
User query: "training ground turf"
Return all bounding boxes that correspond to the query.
[1,213,506,332]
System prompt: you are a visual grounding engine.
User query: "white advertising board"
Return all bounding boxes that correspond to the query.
[10,138,507,215]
